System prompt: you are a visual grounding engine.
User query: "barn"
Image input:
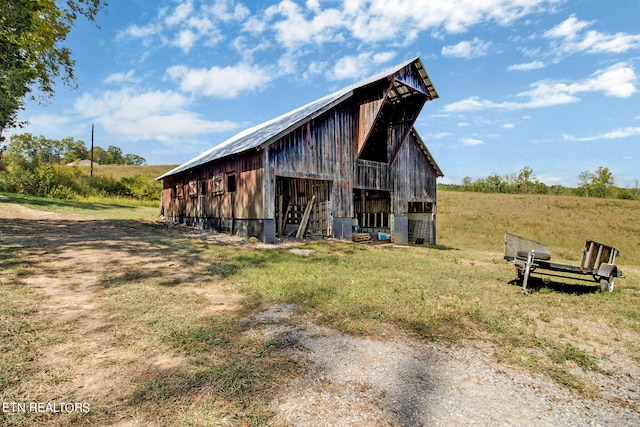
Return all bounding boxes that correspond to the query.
[157,57,443,245]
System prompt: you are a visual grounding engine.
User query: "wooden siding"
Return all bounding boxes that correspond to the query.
[267,105,357,218]
[394,64,429,95]
[160,150,264,220]
[357,99,384,156]
[391,132,438,215]
[355,160,391,190]
[276,177,332,237]
[159,59,440,245]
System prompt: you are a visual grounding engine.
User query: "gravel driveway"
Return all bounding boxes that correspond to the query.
[245,304,639,426]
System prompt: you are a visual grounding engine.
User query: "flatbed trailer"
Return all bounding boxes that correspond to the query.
[504,232,622,294]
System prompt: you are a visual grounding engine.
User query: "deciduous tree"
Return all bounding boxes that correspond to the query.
[0,0,105,140]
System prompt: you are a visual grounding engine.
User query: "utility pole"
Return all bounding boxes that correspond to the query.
[90,123,94,178]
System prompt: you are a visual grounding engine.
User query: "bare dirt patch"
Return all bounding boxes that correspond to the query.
[0,202,243,425]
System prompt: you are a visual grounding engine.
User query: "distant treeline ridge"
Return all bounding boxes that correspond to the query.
[438,166,639,200]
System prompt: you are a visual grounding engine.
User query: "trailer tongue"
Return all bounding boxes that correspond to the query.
[503,233,622,294]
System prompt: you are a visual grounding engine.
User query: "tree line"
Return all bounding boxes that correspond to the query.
[439,166,639,200]
[2,133,146,166]
[0,133,157,200]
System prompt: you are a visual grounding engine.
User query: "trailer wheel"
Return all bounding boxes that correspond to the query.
[600,276,614,293]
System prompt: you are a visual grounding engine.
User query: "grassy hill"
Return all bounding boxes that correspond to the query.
[72,164,178,181]
[437,190,640,266]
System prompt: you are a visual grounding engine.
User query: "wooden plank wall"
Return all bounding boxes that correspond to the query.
[391,131,438,215]
[268,104,357,218]
[394,65,429,95]
[160,63,439,236]
[160,150,264,220]
[354,160,391,190]
[353,190,391,229]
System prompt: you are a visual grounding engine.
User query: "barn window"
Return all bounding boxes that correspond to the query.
[188,180,198,197]
[227,173,237,193]
[199,179,207,196]
[212,174,224,195]
[408,202,433,213]
[176,185,184,199]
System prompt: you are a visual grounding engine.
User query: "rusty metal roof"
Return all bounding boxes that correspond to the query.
[158,57,438,180]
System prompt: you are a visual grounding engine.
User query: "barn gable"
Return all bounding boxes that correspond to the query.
[159,57,443,245]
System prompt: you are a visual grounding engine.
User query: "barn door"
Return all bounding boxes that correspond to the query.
[276,177,332,238]
[353,189,391,232]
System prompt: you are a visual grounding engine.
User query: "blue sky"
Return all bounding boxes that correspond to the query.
[9,0,640,186]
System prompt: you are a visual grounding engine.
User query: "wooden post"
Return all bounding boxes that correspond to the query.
[90,123,94,178]
[296,195,316,239]
[277,195,283,236]
[282,204,291,236]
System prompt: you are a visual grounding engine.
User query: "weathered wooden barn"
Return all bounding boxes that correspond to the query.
[157,57,443,245]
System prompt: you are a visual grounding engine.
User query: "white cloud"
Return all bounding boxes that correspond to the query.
[262,0,561,50]
[116,23,162,44]
[429,131,454,139]
[164,0,194,26]
[74,89,238,141]
[508,61,545,71]
[586,62,637,97]
[545,14,640,55]
[445,62,637,112]
[103,70,140,84]
[174,29,198,52]
[441,38,490,59]
[543,15,590,41]
[502,123,515,129]
[266,0,345,48]
[562,127,640,142]
[208,0,250,22]
[461,137,485,146]
[328,51,396,81]
[21,114,74,132]
[166,63,274,98]
[117,0,247,54]
[373,51,397,63]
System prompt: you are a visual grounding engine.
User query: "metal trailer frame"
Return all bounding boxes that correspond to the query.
[503,233,622,294]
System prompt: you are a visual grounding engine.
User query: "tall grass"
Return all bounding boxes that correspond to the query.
[73,164,176,181]
[437,191,640,265]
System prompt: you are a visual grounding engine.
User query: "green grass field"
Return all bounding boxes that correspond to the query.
[1,189,638,424]
[72,164,177,181]
[438,190,640,265]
